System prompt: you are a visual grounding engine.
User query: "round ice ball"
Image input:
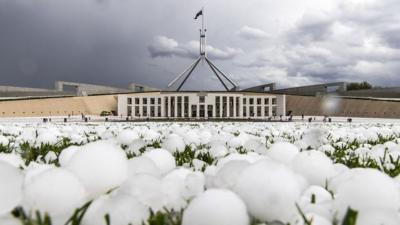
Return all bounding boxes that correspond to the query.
[117,129,139,145]
[182,189,249,225]
[267,142,299,165]
[58,146,80,167]
[0,215,21,225]
[0,153,24,168]
[162,134,185,153]
[83,193,149,225]
[234,160,302,222]
[210,160,250,189]
[333,169,400,215]
[127,156,161,178]
[0,161,23,215]
[22,168,87,220]
[65,141,128,199]
[143,148,176,174]
[0,135,9,146]
[292,150,336,186]
[356,210,400,225]
[209,144,228,158]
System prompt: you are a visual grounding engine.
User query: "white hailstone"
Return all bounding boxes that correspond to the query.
[209,144,228,158]
[117,129,139,145]
[234,160,302,223]
[244,139,263,152]
[0,215,20,225]
[118,173,163,211]
[44,151,57,163]
[162,134,186,153]
[301,186,333,205]
[0,153,24,168]
[356,210,400,225]
[143,148,176,174]
[199,130,212,144]
[0,135,9,146]
[292,150,336,186]
[210,160,251,189]
[162,168,205,210]
[0,161,23,215]
[65,141,128,199]
[126,138,146,155]
[182,189,249,225]
[266,142,300,165]
[127,156,161,178]
[58,146,80,167]
[22,168,87,223]
[333,169,400,216]
[302,128,326,149]
[183,130,201,145]
[82,193,149,225]
[36,131,58,146]
[304,213,332,225]
[192,159,206,171]
[333,163,349,174]
[318,144,335,155]
[227,136,244,148]
[23,163,55,185]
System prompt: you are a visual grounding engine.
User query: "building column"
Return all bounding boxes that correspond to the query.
[227,96,230,118]
[174,96,178,118]
[232,97,236,118]
[167,96,171,118]
[181,96,184,118]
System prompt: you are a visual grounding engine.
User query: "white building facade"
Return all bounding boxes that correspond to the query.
[118,91,286,119]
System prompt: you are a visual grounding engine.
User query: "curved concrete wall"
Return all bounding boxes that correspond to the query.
[0,95,117,117]
[286,95,400,118]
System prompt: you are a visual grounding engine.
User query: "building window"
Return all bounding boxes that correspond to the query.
[150,98,155,105]
[264,98,269,105]
[127,98,132,105]
[257,106,262,117]
[142,106,147,116]
[272,98,277,105]
[249,98,254,105]
[236,97,240,117]
[243,98,246,104]
[257,98,261,105]
[249,106,254,117]
[158,98,161,104]
[135,106,140,116]
[191,105,197,117]
[199,96,205,103]
[150,106,155,117]
[216,96,220,117]
[128,106,132,116]
[143,98,147,105]
[135,98,140,104]
[264,106,269,117]
[243,106,247,117]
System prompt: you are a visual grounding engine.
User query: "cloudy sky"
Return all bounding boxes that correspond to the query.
[0,0,399,90]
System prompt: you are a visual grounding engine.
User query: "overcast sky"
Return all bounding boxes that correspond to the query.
[0,0,399,90]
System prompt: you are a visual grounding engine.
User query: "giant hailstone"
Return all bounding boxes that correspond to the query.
[162,134,186,153]
[234,160,303,223]
[65,141,128,199]
[143,148,176,174]
[0,161,23,215]
[266,142,299,165]
[182,189,249,225]
[291,150,336,186]
[22,168,87,223]
[332,168,400,216]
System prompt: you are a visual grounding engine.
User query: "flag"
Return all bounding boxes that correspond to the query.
[194,9,203,19]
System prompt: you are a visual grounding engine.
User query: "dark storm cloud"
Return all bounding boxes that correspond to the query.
[0,0,400,90]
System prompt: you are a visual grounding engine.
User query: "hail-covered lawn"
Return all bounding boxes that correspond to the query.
[1,120,400,225]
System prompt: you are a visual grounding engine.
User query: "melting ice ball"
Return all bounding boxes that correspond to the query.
[182,189,249,225]
[0,161,23,215]
[65,141,128,199]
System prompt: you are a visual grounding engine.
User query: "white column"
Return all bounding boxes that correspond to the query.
[174,96,178,118]
[227,96,230,118]
[233,97,236,118]
[238,96,242,118]
[269,97,273,117]
[167,96,171,118]
[181,96,184,118]
[261,98,265,118]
